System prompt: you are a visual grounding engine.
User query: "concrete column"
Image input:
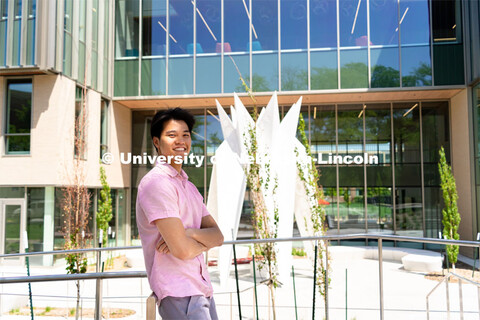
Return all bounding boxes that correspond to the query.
[450,89,476,255]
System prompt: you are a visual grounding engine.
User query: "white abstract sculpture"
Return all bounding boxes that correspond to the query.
[207,92,317,288]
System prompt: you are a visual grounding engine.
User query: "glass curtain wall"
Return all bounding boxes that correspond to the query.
[337,105,365,232]
[365,104,393,234]
[0,1,7,66]
[130,101,449,242]
[115,0,462,97]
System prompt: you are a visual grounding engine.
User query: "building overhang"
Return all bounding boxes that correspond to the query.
[114,87,465,110]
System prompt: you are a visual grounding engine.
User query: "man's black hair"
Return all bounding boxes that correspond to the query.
[150,108,195,152]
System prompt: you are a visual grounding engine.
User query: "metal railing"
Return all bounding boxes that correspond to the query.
[0,233,478,320]
[426,272,480,320]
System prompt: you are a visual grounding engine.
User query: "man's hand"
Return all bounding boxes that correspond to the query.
[156,238,170,254]
[184,215,224,249]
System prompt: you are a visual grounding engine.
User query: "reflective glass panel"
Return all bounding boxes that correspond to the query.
[393,103,422,236]
[340,49,368,88]
[169,56,193,95]
[281,52,307,91]
[401,46,431,87]
[0,187,24,198]
[142,0,167,56]
[252,52,278,92]
[196,56,221,94]
[27,187,44,263]
[281,0,307,50]
[369,0,398,45]
[0,0,8,66]
[224,0,249,53]
[365,104,393,233]
[252,0,278,51]
[338,105,365,232]
[196,0,221,54]
[12,0,21,66]
[114,59,139,96]
[141,58,166,95]
[6,80,32,154]
[311,50,338,90]
[311,105,337,229]
[4,205,20,254]
[310,0,336,48]
[399,0,430,45]
[169,0,193,55]
[371,47,400,88]
[339,0,367,47]
[26,0,35,65]
[117,189,127,246]
[224,53,249,93]
[115,0,139,58]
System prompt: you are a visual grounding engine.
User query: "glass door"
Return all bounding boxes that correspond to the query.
[0,199,26,264]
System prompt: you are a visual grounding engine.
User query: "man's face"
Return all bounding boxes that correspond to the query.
[153,119,192,160]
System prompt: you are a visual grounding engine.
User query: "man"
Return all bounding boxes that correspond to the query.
[136,108,224,319]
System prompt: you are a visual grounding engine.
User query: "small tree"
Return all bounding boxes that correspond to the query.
[438,146,461,268]
[97,166,112,246]
[62,84,91,320]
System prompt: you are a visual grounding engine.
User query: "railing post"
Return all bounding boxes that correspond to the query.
[95,277,103,320]
[459,278,464,320]
[446,275,451,320]
[95,236,103,320]
[325,242,329,320]
[426,296,430,320]
[378,238,384,320]
[477,286,480,320]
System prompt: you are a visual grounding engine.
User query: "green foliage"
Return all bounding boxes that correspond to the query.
[292,247,306,256]
[402,62,432,87]
[311,67,338,90]
[371,65,400,88]
[65,232,87,275]
[340,62,368,88]
[97,166,113,246]
[45,306,52,312]
[438,147,460,264]
[281,67,307,91]
[9,308,20,314]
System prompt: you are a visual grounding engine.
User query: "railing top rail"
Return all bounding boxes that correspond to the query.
[449,272,480,287]
[1,233,478,259]
[0,271,147,284]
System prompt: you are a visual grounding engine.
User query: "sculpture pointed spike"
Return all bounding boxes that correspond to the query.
[233,92,254,125]
[215,99,241,155]
[230,106,237,129]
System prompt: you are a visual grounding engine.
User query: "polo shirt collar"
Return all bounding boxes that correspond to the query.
[156,160,189,180]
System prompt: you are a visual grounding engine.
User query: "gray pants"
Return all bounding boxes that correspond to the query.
[158,295,218,320]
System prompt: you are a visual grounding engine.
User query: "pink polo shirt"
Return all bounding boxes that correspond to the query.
[136,161,213,302]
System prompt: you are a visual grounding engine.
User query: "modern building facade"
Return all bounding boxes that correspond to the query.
[0,0,479,265]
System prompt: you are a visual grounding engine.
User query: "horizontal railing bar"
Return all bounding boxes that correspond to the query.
[0,271,147,284]
[0,233,478,259]
[0,292,151,300]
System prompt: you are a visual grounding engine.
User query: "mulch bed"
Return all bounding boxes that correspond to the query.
[8,306,135,318]
[425,261,480,283]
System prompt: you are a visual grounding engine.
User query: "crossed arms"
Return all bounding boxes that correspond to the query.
[154,215,224,260]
